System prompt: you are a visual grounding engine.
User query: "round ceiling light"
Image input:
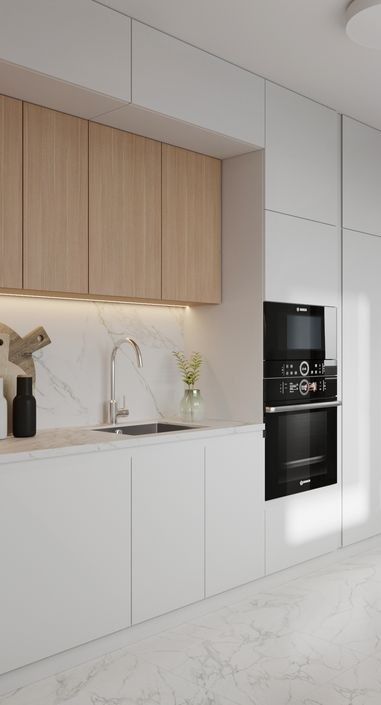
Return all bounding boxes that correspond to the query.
[346,0,381,48]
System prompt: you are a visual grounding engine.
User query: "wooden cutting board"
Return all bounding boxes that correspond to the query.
[0,332,27,435]
[0,324,51,381]
[0,324,51,435]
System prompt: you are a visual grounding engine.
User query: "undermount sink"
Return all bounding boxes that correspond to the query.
[96,422,199,436]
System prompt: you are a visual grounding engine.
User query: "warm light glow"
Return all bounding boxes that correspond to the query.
[0,291,188,309]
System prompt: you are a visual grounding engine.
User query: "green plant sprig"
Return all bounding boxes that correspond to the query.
[173,351,203,389]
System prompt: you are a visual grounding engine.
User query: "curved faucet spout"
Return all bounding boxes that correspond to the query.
[110,337,143,425]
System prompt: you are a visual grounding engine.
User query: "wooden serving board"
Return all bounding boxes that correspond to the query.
[0,333,26,434]
[0,324,51,381]
[0,324,51,435]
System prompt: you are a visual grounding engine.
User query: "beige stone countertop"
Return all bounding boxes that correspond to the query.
[0,418,264,464]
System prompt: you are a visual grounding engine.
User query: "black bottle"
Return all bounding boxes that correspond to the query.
[13,376,36,438]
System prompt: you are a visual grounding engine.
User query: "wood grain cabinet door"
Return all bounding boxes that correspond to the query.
[23,103,88,294]
[162,144,221,304]
[89,123,161,300]
[0,95,22,289]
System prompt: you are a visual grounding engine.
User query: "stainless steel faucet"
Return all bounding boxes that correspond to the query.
[110,338,143,425]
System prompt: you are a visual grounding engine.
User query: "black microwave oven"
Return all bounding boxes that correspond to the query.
[263,301,337,362]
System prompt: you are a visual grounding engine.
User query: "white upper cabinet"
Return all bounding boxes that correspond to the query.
[343,117,381,236]
[265,82,338,225]
[0,0,131,101]
[265,211,340,307]
[131,21,264,147]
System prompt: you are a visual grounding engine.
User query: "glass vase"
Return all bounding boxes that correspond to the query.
[180,388,204,422]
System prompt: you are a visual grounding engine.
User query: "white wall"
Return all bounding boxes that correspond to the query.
[0,296,185,430]
[185,151,264,423]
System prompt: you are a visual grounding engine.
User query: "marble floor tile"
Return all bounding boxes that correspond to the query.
[170,630,360,705]
[0,650,239,705]
[249,562,381,653]
[180,591,304,641]
[296,656,381,704]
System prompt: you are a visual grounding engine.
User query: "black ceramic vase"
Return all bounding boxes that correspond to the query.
[13,376,36,438]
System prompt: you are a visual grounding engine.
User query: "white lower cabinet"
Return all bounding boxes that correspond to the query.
[131,441,204,624]
[0,450,131,675]
[265,484,341,574]
[205,433,265,597]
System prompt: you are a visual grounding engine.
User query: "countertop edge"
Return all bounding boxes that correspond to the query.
[0,420,265,465]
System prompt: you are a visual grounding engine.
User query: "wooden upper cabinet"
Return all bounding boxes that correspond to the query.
[162,145,221,304]
[89,123,161,300]
[23,104,88,293]
[0,95,22,289]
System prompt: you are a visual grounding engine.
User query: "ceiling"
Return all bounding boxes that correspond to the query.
[95,0,381,130]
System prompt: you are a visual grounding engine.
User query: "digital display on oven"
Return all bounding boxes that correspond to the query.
[287,314,322,351]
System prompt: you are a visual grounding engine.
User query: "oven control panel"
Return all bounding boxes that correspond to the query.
[264,359,337,379]
[264,376,337,403]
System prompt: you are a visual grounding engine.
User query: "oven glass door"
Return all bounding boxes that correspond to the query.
[264,302,325,360]
[265,405,337,500]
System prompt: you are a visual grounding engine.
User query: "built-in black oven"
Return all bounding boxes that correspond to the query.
[264,301,340,501]
[265,402,338,500]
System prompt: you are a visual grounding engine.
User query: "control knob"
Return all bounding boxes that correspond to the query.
[299,379,309,396]
[299,360,309,376]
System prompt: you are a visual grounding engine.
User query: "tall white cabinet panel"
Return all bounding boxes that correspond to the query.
[0,0,131,101]
[343,229,381,544]
[265,211,340,306]
[132,21,265,147]
[0,450,131,674]
[266,484,341,574]
[132,442,204,624]
[343,117,381,236]
[265,82,338,225]
[205,432,265,597]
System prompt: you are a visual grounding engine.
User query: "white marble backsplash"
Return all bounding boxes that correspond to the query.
[0,297,186,430]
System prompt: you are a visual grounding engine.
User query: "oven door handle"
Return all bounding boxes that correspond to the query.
[265,401,342,413]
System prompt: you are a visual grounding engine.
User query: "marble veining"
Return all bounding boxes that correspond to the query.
[2,542,381,704]
[0,296,187,430]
